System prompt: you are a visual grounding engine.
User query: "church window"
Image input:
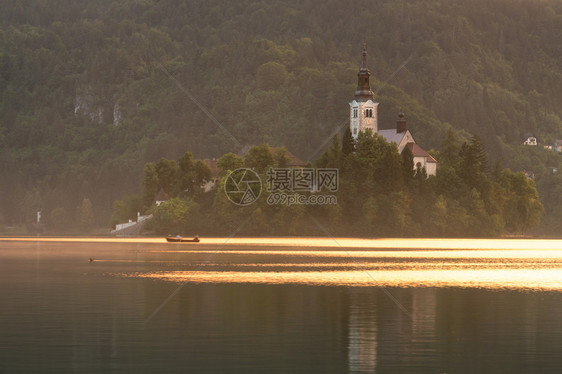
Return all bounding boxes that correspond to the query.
[353,108,358,118]
[365,108,373,118]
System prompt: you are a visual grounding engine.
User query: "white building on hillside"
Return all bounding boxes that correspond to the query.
[349,45,437,176]
[524,136,538,146]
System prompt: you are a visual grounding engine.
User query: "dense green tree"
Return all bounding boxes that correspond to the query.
[342,127,355,155]
[147,197,200,235]
[430,195,448,236]
[414,163,428,181]
[361,197,378,234]
[401,146,415,182]
[142,162,159,208]
[193,160,212,192]
[439,128,461,168]
[110,195,142,229]
[256,62,288,90]
[273,147,289,168]
[155,158,178,196]
[176,152,196,196]
[244,144,275,173]
[175,153,211,197]
[217,153,244,175]
[316,135,341,168]
[459,136,489,193]
[499,170,544,233]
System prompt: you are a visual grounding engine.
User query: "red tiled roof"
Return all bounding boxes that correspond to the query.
[271,147,307,167]
[405,142,437,163]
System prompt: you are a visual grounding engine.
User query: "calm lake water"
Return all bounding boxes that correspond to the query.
[1,237,561,373]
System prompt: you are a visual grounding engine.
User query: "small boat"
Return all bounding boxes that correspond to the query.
[166,235,200,243]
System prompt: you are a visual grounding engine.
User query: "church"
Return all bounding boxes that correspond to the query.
[349,45,437,176]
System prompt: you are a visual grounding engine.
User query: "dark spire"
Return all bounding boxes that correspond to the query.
[361,42,368,69]
[355,43,374,101]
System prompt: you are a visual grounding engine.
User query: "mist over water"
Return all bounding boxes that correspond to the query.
[1,238,561,373]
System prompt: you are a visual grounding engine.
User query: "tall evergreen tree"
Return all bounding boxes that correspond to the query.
[142,163,159,209]
[439,128,461,168]
[401,146,415,182]
[342,127,355,155]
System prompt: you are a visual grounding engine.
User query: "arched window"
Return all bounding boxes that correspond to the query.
[353,108,358,118]
[365,108,373,118]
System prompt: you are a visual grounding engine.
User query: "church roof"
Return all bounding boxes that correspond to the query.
[405,142,437,163]
[378,129,408,145]
[271,147,307,167]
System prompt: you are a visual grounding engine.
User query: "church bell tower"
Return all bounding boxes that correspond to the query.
[349,44,379,139]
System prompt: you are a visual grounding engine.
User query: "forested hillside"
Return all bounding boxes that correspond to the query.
[0,0,561,233]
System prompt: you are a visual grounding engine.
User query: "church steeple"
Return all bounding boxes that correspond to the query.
[349,44,379,139]
[355,43,374,101]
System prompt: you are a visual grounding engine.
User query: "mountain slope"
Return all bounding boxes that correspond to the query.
[0,0,560,232]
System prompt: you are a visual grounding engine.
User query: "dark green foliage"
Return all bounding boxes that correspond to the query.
[49,207,71,232]
[0,0,560,233]
[244,144,275,173]
[273,147,289,168]
[401,146,415,182]
[142,163,159,208]
[154,158,178,196]
[316,135,341,168]
[315,131,543,237]
[497,170,544,233]
[110,195,142,229]
[414,163,428,182]
[176,152,196,197]
[194,161,212,189]
[174,153,211,198]
[133,134,543,236]
[342,127,355,156]
[439,128,461,168]
[147,198,201,235]
[217,152,244,175]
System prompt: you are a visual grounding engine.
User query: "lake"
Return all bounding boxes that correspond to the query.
[0,237,561,373]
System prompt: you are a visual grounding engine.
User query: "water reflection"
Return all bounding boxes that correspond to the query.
[348,289,378,373]
[1,239,561,372]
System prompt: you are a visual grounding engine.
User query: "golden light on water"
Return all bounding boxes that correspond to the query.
[130,238,562,291]
[147,249,562,259]
[133,268,562,291]
[1,237,561,250]
[3,237,561,291]
[128,247,562,290]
